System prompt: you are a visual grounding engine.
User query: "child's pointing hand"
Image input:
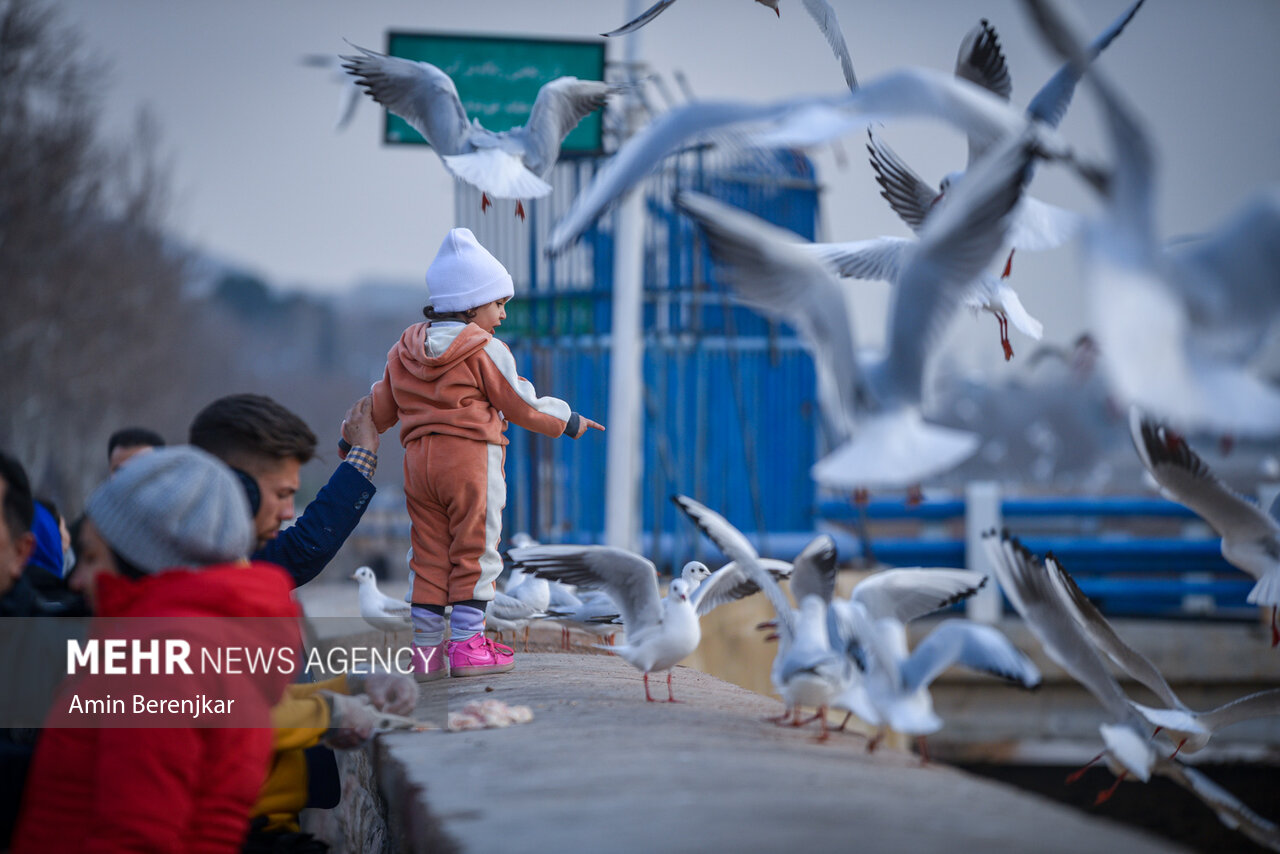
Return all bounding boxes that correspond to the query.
[573,417,605,439]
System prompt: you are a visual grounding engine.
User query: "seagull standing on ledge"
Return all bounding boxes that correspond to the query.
[352,566,412,634]
[509,545,706,702]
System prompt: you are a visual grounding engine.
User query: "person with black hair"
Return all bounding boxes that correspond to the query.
[0,451,39,615]
[188,393,386,845]
[189,393,377,587]
[106,426,166,473]
[0,450,40,848]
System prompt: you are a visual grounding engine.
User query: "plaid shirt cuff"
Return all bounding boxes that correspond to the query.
[344,446,377,480]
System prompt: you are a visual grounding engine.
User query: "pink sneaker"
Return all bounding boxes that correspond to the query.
[447,634,515,677]
[411,642,449,683]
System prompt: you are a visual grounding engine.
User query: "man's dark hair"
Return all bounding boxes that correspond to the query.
[107,427,167,458]
[0,450,35,537]
[189,394,317,466]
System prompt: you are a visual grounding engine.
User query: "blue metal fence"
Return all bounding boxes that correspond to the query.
[459,148,821,567]
[820,496,1255,619]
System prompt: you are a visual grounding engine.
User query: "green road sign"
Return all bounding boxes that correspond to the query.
[384,31,607,155]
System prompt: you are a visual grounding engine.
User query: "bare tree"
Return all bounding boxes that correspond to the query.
[0,0,197,508]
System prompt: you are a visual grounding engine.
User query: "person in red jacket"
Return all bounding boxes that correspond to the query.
[12,446,303,854]
[370,227,603,681]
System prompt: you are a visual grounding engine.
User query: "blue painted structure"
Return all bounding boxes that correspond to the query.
[458,148,821,567]
[821,496,1255,618]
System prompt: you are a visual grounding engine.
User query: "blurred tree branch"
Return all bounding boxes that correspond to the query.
[0,0,197,507]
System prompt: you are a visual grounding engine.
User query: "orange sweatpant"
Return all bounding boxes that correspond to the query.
[403,434,506,607]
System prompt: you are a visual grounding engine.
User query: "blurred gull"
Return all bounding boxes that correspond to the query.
[1129,409,1280,646]
[674,123,1044,492]
[1001,524,1280,762]
[602,0,858,94]
[485,591,546,650]
[542,590,627,649]
[503,566,551,650]
[823,565,994,734]
[1023,0,1280,437]
[979,519,1280,848]
[930,333,1126,488]
[300,53,363,131]
[1110,725,1280,852]
[341,44,620,220]
[980,529,1186,802]
[546,65,1084,256]
[532,554,719,649]
[511,531,583,611]
[831,601,1041,755]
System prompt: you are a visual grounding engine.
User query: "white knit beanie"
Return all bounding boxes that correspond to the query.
[86,445,254,574]
[425,227,514,313]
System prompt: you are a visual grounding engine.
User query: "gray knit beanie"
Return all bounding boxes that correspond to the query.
[85,445,254,574]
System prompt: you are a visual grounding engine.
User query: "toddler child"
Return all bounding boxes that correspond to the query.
[369,227,603,680]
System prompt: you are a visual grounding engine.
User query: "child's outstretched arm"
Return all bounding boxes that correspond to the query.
[368,360,400,435]
[478,339,602,439]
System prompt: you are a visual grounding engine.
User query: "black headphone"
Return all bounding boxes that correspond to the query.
[231,468,261,517]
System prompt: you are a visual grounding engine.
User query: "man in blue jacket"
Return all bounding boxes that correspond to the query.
[188,392,380,820]
[189,393,378,587]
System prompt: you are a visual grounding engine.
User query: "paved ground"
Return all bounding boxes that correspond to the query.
[373,654,1181,854]
[297,581,1189,854]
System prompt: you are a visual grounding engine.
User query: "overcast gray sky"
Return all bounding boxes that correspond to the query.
[54,0,1280,371]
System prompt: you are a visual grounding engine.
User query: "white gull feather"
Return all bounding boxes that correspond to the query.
[506,545,703,702]
[341,44,619,215]
[351,566,412,634]
[675,121,1044,490]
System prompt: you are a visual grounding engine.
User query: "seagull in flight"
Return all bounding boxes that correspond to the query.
[341,44,620,220]
[1024,0,1280,437]
[674,122,1045,493]
[671,494,851,739]
[546,65,1083,256]
[863,2,1145,328]
[822,566,1013,740]
[1129,409,1280,646]
[602,0,858,94]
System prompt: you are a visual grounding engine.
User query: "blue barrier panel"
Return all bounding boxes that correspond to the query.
[820,499,966,521]
[484,148,822,557]
[819,496,1203,522]
[1004,497,1201,519]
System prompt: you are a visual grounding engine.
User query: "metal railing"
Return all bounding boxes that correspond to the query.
[821,484,1257,621]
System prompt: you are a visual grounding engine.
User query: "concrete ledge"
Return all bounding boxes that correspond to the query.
[371,653,1183,854]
